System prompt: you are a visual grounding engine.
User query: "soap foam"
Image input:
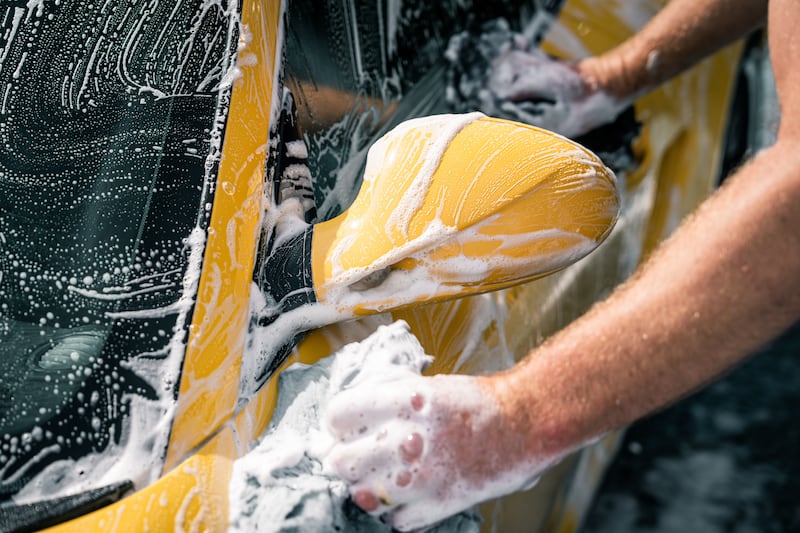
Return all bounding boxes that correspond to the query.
[229,320,481,532]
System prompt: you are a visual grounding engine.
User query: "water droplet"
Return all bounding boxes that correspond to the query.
[399,432,424,462]
[411,392,425,411]
[396,470,412,487]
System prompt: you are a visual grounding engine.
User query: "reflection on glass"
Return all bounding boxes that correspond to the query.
[0,0,235,501]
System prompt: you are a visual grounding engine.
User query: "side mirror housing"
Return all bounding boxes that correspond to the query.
[311,113,619,315]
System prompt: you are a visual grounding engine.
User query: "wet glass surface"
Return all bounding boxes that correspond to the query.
[0,0,237,500]
[282,0,564,219]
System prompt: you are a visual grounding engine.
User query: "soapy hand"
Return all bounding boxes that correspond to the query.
[488,48,630,138]
[324,373,557,531]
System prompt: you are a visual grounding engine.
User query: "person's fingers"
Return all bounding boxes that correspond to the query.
[324,437,397,482]
[489,50,560,100]
[325,399,396,441]
[325,383,428,439]
[347,469,424,517]
[489,47,591,110]
[352,487,382,513]
[326,425,435,510]
[387,499,464,532]
[348,479,398,515]
[387,505,432,532]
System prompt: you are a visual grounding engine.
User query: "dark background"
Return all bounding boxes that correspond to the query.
[584,323,800,532]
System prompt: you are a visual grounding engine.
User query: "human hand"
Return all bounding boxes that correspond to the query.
[487,48,631,138]
[323,373,559,531]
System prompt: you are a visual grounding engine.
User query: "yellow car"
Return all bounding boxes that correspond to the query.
[0,0,763,531]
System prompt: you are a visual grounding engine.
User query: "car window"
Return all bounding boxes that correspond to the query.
[0,0,235,501]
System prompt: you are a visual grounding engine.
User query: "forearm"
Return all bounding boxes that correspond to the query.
[491,141,800,457]
[578,0,768,99]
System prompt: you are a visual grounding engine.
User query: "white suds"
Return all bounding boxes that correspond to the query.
[229,321,481,533]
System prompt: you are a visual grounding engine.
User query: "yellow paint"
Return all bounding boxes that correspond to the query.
[641,46,743,256]
[164,0,282,470]
[311,117,619,313]
[395,297,495,376]
[44,428,238,533]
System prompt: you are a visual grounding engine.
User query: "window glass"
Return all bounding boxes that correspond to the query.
[0,0,236,500]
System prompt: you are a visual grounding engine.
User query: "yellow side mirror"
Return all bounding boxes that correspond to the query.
[311,113,619,316]
[252,112,618,384]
